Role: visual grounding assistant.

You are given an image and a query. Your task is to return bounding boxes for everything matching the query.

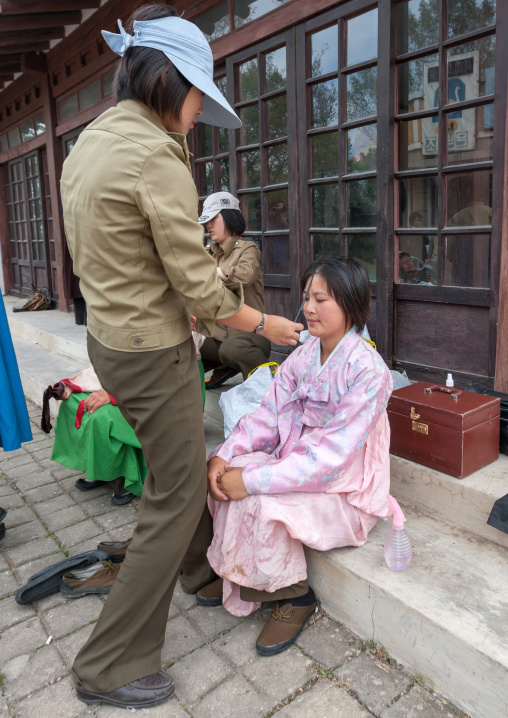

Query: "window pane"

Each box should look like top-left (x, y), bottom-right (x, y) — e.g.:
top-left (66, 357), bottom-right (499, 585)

top-left (346, 179), bottom-right (377, 227)
top-left (265, 190), bottom-right (289, 230)
top-left (34, 112), bottom-right (45, 135)
top-left (347, 234), bottom-right (376, 279)
top-left (447, 37), bottom-right (495, 103)
top-left (234, 0), bottom-right (291, 28)
top-left (239, 105), bottom-right (259, 145)
top-left (265, 190), bottom-right (289, 273)
top-left (266, 95), bottom-right (287, 140)
top-left (267, 143), bottom-right (288, 185)
top-left (79, 80), bottom-right (101, 110)
top-left (311, 133), bottom-right (338, 179)
top-left (397, 53), bottom-right (438, 114)
top-left (310, 25), bottom-right (338, 78)
top-left (346, 8), bottom-right (378, 66)
top-left (193, 1), bottom-right (230, 41)
top-left (398, 176), bottom-right (438, 228)
top-left (219, 158), bottom-right (230, 191)
top-left (197, 123), bottom-right (214, 158)
top-left (346, 67), bottom-right (377, 122)
top-left (197, 161), bottom-right (215, 196)
top-left (347, 124), bottom-right (377, 173)
top-left (445, 234), bottom-right (490, 287)
top-left (312, 233), bottom-right (340, 260)
top-left (265, 47), bottom-right (286, 93)
top-left (238, 58), bottom-right (259, 101)
top-left (311, 79), bottom-right (338, 128)
top-left (448, 0), bottom-right (495, 38)
top-left (398, 245), bottom-right (434, 284)
top-left (59, 94), bottom-right (78, 121)
top-left (397, 0), bottom-right (439, 55)
top-left (218, 127), bottom-right (229, 154)
top-left (7, 127), bottom-right (21, 148)
top-left (446, 171), bottom-right (491, 226)
top-left (312, 184), bottom-right (339, 227)
top-left (399, 232), bottom-right (437, 264)
top-left (398, 115), bottom-right (438, 170)
top-left (102, 70), bottom-right (115, 98)
top-left (242, 193), bottom-right (262, 231)
top-left (239, 150), bottom-right (261, 188)
top-left (0, 134), bottom-right (7, 151)
top-left (446, 104), bottom-right (493, 165)
top-left (20, 119), bottom-right (35, 142)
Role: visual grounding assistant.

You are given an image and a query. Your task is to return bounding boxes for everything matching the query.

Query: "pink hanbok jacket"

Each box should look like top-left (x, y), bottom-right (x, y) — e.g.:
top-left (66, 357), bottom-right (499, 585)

top-left (207, 329), bottom-right (393, 616)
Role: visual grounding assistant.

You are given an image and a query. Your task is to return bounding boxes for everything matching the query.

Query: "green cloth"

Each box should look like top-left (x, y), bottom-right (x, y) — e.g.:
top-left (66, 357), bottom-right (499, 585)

top-left (198, 358), bottom-right (205, 410)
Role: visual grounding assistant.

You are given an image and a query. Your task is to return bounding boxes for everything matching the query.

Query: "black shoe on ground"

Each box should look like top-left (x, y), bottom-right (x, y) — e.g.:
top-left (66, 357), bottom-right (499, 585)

top-left (0, 523), bottom-right (5, 540)
top-left (205, 366), bottom-right (239, 390)
top-left (75, 478), bottom-right (107, 491)
top-left (76, 671), bottom-right (174, 709)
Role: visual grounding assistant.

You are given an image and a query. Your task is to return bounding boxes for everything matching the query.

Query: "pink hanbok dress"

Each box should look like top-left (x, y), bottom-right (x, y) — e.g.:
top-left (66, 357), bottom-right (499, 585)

top-left (207, 329), bottom-right (393, 616)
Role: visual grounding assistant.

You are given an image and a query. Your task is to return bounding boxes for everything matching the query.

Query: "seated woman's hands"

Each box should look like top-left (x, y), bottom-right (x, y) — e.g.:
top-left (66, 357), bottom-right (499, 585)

top-left (84, 390), bottom-right (111, 414)
top-left (207, 457), bottom-right (249, 501)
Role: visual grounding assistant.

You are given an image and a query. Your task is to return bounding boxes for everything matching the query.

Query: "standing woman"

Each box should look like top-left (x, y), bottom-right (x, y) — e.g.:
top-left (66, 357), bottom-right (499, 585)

top-left (60, 4), bottom-right (302, 710)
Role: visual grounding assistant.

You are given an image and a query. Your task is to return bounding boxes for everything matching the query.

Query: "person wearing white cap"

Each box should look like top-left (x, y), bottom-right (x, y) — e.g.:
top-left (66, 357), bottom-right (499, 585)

top-left (60, 4), bottom-right (303, 710)
top-left (198, 192), bottom-right (271, 389)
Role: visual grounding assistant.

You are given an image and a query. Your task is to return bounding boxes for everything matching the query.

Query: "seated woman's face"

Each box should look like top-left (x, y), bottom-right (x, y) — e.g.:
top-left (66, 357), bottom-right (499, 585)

top-left (206, 213), bottom-right (230, 244)
top-left (303, 274), bottom-right (349, 347)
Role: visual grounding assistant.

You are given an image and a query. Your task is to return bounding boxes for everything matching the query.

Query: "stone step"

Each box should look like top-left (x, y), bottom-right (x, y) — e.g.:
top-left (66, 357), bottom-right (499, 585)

top-left (306, 504), bottom-right (508, 718)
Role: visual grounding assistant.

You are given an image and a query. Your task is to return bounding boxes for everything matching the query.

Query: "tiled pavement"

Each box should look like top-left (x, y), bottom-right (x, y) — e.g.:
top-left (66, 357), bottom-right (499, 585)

top-left (0, 401), bottom-right (469, 718)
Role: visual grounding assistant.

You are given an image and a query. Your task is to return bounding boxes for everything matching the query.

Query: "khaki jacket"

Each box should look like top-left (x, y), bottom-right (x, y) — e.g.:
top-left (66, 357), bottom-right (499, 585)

top-left (60, 100), bottom-right (243, 352)
top-left (206, 237), bottom-right (266, 341)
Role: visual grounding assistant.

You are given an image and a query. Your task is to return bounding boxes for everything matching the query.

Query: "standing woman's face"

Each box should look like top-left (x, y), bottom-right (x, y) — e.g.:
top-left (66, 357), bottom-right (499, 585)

top-left (162, 86), bottom-right (203, 135)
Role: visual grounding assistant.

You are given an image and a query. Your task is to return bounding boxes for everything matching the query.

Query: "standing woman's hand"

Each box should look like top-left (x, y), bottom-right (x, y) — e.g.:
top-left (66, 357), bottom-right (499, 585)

top-left (261, 316), bottom-right (303, 346)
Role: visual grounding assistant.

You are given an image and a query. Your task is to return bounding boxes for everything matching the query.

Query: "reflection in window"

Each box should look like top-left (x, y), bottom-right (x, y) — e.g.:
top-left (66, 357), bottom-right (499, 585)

top-left (197, 161), bottom-right (214, 196)
top-left (446, 104), bottom-right (493, 165)
top-left (312, 233), bottom-right (340, 260)
top-left (346, 8), bottom-right (378, 66)
top-left (347, 125), bottom-right (377, 174)
top-left (446, 171), bottom-right (492, 226)
top-left (265, 190), bottom-right (289, 273)
top-left (266, 95), bottom-right (287, 140)
top-left (102, 70), bottom-right (115, 98)
top-left (397, 53), bottom-right (438, 114)
top-left (219, 158), bottom-right (230, 191)
top-left (7, 127), bottom-right (21, 148)
top-left (399, 232), bottom-right (437, 264)
top-left (243, 193), bottom-right (262, 231)
top-left (193, 1), bottom-right (230, 40)
top-left (448, 0), bottom-right (495, 38)
top-left (79, 80), bottom-right (101, 110)
top-left (239, 150), bottom-right (261, 188)
top-left (310, 25), bottom-right (338, 78)
top-left (265, 47), bottom-right (286, 92)
top-left (234, 0), bottom-right (291, 28)
top-left (447, 37), bottom-right (495, 103)
top-left (346, 67), bottom-right (377, 122)
top-left (311, 79), bottom-right (338, 128)
top-left (347, 235), bottom-right (376, 280)
top-left (0, 134), bottom-right (7, 152)
top-left (398, 249), bottom-right (433, 284)
top-left (238, 58), bottom-right (259, 101)
top-left (397, 0), bottom-right (439, 54)
top-left (59, 94), bottom-right (78, 121)
top-left (20, 120), bottom-right (35, 142)
top-left (197, 123), bottom-right (214, 158)
top-left (398, 176), bottom-right (438, 228)
top-left (312, 184), bottom-right (339, 227)
top-left (218, 127), bottom-right (229, 154)
top-left (346, 179), bottom-right (377, 227)
top-left (34, 113), bottom-right (45, 135)
top-left (445, 234), bottom-right (490, 287)
top-left (267, 144), bottom-right (288, 185)
top-left (239, 105), bottom-right (259, 146)
top-left (398, 115), bottom-right (438, 170)
top-left (311, 133), bottom-right (338, 179)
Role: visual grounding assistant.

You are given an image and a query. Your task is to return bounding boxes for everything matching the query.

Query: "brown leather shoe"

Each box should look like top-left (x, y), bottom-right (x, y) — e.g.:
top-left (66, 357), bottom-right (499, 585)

top-left (97, 538), bottom-right (132, 562)
top-left (76, 671), bottom-right (174, 708)
top-left (60, 560), bottom-right (120, 598)
top-left (196, 577), bottom-right (223, 606)
top-left (256, 599), bottom-right (317, 656)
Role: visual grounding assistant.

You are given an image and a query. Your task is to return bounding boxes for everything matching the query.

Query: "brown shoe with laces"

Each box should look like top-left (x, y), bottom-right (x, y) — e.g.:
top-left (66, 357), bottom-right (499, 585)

top-left (60, 560), bottom-right (120, 598)
top-left (196, 577), bottom-right (223, 606)
top-left (97, 538), bottom-right (132, 562)
top-left (256, 596), bottom-right (317, 656)
top-left (76, 670), bottom-right (174, 708)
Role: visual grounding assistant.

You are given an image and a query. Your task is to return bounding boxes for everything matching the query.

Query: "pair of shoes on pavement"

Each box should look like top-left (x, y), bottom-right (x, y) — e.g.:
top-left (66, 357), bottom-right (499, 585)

top-left (75, 476), bottom-right (135, 506)
top-left (60, 538), bottom-right (132, 598)
top-left (205, 365), bottom-right (239, 390)
top-left (76, 671), bottom-right (174, 709)
top-left (0, 507), bottom-right (5, 540)
top-left (196, 578), bottom-right (317, 655)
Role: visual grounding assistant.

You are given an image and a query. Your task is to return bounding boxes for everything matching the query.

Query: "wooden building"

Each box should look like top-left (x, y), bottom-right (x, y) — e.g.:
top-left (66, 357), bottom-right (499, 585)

top-left (1, 0), bottom-right (507, 390)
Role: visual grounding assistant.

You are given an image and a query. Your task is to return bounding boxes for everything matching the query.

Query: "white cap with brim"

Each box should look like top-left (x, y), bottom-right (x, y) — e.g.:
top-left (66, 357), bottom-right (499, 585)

top-left (198, 192), bottom-right (240, 224)
top-left (102, 17), bottom-right (241, 129)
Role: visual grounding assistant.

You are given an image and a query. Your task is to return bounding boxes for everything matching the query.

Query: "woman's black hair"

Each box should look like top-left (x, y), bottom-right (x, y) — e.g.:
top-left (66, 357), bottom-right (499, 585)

top-left (221, 209), bottom-right (246, 237)
top-left (300, 257), bottom-right (370, 334)
top-left (114, 4), bottom-right (192, 125)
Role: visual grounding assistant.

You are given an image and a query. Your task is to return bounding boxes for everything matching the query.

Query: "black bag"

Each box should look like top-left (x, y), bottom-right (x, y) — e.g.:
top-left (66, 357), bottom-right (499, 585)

top-left (487, 494), bottom-right (508, 535)
top-left (467, 384), bottom-right (508, 456)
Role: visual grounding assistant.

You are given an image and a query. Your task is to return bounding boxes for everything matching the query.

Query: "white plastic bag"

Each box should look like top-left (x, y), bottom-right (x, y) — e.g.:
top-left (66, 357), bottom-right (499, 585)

top-left (219, 364), bottom-right (276, 438)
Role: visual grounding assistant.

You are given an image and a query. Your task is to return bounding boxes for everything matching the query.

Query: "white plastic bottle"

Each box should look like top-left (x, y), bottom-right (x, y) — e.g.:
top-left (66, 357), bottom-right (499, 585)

top-left (446, 373), bottom-right (454, 387)
top-left (384, 496), bottom-right (412, 571)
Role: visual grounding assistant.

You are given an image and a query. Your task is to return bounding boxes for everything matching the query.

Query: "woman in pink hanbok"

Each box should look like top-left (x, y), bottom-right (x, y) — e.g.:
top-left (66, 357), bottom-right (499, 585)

top-left (198, 257), bottom-right (393, 656)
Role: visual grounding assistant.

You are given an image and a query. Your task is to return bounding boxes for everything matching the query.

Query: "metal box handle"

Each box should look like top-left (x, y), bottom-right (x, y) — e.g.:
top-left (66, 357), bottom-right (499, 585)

top-left (423, 385), bottom-right (462, 401)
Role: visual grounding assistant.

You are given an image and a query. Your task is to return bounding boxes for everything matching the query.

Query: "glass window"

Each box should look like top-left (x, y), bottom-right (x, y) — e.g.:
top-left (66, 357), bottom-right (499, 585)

top-left (197, 123), bottom-right (214, 158)
top-left (0, 134), bottom-right (7, 152)
top-left (239, 150), bottom-right (261, 188)
top-left (445, 233), bottom-right (490, 287)
top-left (347, 234), bottom-right (377, 280)
top-left (446, 170), bottom-right (492, 226)
top-left (239, 105), bottom-right (259, 145)
top-left (218, 126), bottom-right (229, 154)
top-left (347, 124), bottom-right (377, 174)
top-left (346, 67), bottom-right (377, 122)
top-left (398, 242), bottom-right (435, 284)
top-left (193, 1), bottom-right (230, 41)
top-left (59, 94), bottom-right (78, 121)
top-left (265, 189), bottom-right (289, 274)
top-left (398, 115), bottom-right (438, 170)
top-left (34, 112), bottom-right (45, 135)
top-left (312, 184), bottom-right (339, 227)
top-left (267, 144), bottom-right (288, 185)
top-left (238, 58), bottom-right (259, 101)
top-left (310, 25), bottom-right (338, 78)
top-left (242, 193), bottom-right (262, 231)
top-left (311, 133), bottom-right (338, 179)
top-left (234, 0), bottom-right (291, 28)
top-left (447, 37), bottom-right (495, 103)
top-left (346, 179), bottom-right (377, 227)
top-left (398, 176), bottom-right (438, 228)
top-left (219, 158), bottom-right (230, 191)
top-left (265, 190), bottom-right (289, 231)
top-left (197, 161), bottom-right (215, 196)
top-left (7, 127), bottom-right (21, 148)
top-left (445, 104), bottom-right (493, 165)
top-left (79, 80), bottom-right (101, 110)
top-left (399, 232), bottom-right (437, 264)
top-left (346, 8), bottom-right (378, 66)
top-left (102, 70), bottom-right (115, 98)
top-left (266, 95), bottom-right (287, 140)
top-left (312, 233), bottom-right (340, 260)
top-left (311, 79), bottom-right (338, 128)
top-left (20, 119), bottom-right (35, 142)
top-left (397, 53), bottom-right (439, 114)
top-left (397, 0), bottom-right (439, 54)
top-left (265, 47), bottom-right (286, 93)
top-left (448, 0), bottom-right (495, 38)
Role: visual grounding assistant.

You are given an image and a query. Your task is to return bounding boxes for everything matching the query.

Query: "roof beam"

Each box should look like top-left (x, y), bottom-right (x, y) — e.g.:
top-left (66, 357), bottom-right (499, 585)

top-left (0, 54), bottom-right (22, 70)
top-left (0, 42), bottom-right (49, 54)
top-left (0, 27), bottom-right (65, 47)
top-left (0, 1), bottom-right (100, 15)
top-left (0, 11), bottom-right (81, 31)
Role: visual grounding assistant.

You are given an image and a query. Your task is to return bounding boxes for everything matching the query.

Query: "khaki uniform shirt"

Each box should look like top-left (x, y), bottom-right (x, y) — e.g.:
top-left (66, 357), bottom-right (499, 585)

top-left (60, 100), bottom-right (243, 352)
top-left (206, 237), bottom-right (266, 342)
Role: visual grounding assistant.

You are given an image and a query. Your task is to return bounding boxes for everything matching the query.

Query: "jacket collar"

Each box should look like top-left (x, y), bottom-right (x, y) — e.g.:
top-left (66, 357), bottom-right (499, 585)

top-left (208, 235), bottom-right (240, 258)
top-left (117, 99), bottom-right (191, 162)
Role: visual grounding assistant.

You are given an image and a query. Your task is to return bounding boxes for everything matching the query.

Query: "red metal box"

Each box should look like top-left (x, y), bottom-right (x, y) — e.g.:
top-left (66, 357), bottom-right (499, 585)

top-left (388, 382), bottom-right (500, 478)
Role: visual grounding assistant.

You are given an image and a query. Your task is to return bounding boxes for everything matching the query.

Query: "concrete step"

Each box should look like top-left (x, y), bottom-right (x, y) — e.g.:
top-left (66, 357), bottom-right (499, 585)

top-left (306, 504), bottom-right (508, 718)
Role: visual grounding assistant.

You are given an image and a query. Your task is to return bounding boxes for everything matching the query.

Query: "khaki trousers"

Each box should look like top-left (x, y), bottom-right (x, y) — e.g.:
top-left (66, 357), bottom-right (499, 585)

top-left (200, 332), bottom-right (271, 380)
top-left (72, 334), bottom-right (214, 693)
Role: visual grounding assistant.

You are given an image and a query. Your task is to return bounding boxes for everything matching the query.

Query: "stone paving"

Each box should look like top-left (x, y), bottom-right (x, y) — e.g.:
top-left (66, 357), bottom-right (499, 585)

top-left (0, 400), bottom-right (470, 718)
